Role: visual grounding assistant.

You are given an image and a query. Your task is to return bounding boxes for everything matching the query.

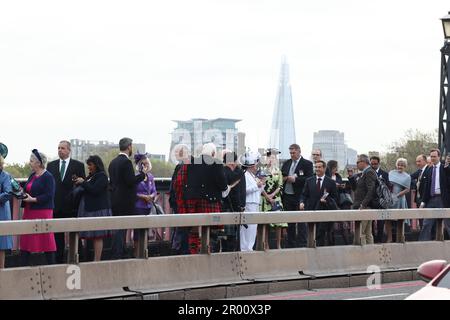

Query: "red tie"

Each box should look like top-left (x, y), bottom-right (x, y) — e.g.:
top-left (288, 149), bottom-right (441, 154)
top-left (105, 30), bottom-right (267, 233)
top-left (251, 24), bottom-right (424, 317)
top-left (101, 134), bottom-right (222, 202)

top-left (317, 177), bottom-right (322, 193)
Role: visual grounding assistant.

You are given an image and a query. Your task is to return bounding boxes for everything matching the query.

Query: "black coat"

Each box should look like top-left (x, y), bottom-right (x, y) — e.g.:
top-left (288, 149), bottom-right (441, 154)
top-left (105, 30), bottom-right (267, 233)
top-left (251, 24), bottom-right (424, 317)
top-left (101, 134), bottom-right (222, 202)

top-left (410, 166), bottom-right (430, 206)
top-left (169, 163), bottom-right (183, 212)
top-left (375, 168), bottom-right (390, 187)
top-left (47, 158), bottom-right (86, 217)
top-left (21, 171), bottom-right (55, 210)
top-left (300, 175), bottom-right (339, 211)
top-left (281, 157), bottom-right (314, 199)
top-left (108, 154), bottom-right (145, 216)
top-left (222, 166), bottom-right (246, 212)
top-left (422, 163), bottom-right (450, 207)
top-left (184, 155), bottom-right (228, 202)
top-left (80, 171), bottom-right (110, 212)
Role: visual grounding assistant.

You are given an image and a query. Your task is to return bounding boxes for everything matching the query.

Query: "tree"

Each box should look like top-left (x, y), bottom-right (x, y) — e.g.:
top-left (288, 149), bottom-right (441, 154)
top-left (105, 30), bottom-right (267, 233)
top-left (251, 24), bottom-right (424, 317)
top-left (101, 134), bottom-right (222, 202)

top-left (3, 163), bottom-right (32, 179)
top-left (381, 129), bottom-right (438, 173)
top-left (150, 159), bottom-right (175, 178)
top-left (91, 150), bottom-right (175, 178)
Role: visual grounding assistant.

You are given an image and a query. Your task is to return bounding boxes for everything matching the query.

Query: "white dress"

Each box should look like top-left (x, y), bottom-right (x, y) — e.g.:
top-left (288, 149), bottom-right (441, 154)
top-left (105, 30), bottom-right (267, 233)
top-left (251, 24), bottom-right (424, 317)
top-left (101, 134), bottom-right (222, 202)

top-left (240, 171), bottom-right (263, 252)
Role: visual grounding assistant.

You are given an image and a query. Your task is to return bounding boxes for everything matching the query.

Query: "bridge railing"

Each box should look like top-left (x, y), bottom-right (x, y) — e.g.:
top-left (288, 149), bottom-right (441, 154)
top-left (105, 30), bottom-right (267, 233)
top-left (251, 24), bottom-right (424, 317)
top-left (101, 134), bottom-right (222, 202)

top-left (1, 208), bottom-right (449, 264)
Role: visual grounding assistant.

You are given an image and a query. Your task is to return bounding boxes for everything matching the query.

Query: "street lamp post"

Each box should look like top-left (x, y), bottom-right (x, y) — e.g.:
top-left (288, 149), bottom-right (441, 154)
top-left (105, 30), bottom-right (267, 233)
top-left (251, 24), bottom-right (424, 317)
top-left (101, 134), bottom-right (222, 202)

top-left (438, 12), bottom-right (450, 156)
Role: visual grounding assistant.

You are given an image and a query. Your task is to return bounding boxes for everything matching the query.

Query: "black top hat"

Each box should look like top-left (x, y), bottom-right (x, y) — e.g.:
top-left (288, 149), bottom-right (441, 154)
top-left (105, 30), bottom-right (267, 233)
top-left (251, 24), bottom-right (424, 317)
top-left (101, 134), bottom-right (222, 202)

top-left (0, 143), bottom-right (7, 159)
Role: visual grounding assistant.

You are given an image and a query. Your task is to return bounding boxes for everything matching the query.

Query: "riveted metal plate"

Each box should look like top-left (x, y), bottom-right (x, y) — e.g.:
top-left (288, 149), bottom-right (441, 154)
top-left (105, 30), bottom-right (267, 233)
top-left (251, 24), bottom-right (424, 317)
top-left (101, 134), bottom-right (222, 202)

top-left (241, 214), bottom-right (247, 225)
top-left (44, 223), bottom-right (51, 232)
top-left (380, 210), bottom-right (392, 220)
top-left (40, 270), bottom-right (53, 297)
top-left (236, 253), bottom-right (249, 279)
top-left (378, 246), bottom-right (392, 264)
top-left (230, 254), bottom-right (241, 277)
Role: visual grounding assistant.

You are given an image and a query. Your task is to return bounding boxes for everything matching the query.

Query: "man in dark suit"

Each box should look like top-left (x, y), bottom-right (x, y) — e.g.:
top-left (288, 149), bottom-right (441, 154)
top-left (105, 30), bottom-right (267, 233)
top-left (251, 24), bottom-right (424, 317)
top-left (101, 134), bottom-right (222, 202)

top-left (108, 137), bottom-right (145, 259)
top-left (281, 144), bottom-right (313, 248)
top-left (418, 149), bottom-right (450, 241)
top-left (311, 149), bottom-right (330, 176)
top-left (411, 155), bottom-right (430, 207)
top-left (370, 156), bottom-right (390, 243)
top-left (299, 160), bottom-right (338, 246)
top-left (47, 140), bottom-right (86, 263)
top-left (350, 154), bottom-right (377, 245)
top-left (410, 154), bottom-right (429, 230)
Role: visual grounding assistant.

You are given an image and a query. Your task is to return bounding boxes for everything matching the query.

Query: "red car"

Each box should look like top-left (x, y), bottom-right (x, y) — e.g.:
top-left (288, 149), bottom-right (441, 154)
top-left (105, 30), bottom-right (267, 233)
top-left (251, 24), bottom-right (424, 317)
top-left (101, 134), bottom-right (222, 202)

top-left (406, 260), bottom-right (450, 300)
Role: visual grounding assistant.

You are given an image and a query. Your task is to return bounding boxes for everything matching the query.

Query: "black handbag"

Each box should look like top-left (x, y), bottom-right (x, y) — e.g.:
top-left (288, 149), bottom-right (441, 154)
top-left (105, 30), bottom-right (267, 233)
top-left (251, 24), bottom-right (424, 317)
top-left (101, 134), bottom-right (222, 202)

top-left (70, 185), bottom-right (85, 209)
top-left (269, 201), bottom-right (283, 212)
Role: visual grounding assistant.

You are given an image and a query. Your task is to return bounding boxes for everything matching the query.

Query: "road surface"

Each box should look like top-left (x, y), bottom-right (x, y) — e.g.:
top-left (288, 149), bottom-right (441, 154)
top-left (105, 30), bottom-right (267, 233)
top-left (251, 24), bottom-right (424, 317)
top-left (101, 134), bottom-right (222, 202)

top-left (227, 280), bottom-right (426, 300)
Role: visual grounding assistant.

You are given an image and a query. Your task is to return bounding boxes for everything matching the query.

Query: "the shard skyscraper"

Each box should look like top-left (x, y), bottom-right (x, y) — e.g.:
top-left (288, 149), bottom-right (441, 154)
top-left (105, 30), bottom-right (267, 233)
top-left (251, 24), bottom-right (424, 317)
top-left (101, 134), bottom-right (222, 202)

top-left (269, 57), bottom-right (296, 161)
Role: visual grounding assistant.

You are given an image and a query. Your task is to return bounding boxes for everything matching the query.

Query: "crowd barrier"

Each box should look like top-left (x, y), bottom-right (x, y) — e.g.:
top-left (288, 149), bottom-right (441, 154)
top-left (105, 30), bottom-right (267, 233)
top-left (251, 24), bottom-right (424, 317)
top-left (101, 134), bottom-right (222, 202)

top-left (1, 209), bottom-right (450, 299)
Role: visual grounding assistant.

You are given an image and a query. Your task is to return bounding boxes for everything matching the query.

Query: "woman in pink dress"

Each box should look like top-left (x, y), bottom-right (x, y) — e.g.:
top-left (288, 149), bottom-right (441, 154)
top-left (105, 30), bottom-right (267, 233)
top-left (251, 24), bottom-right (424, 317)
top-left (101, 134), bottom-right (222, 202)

top-left (20, 149), bottom-right (56, 266)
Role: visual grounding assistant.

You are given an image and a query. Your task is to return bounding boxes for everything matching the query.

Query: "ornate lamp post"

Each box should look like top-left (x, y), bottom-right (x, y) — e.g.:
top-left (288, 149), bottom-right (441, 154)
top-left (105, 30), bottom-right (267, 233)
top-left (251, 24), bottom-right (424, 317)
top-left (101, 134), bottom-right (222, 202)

top-left (438, 12), bottom-right (450, 156)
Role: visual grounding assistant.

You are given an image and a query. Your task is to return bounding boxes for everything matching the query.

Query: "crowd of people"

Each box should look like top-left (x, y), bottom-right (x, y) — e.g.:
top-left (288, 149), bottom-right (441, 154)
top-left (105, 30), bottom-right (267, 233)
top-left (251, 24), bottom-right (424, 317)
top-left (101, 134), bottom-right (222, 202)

top-left (168, 144), bottom-right (450, 253)
top-left (1, 138), bottom-right (450, 268)
top-left (0, 138), bottom-right (158, 267)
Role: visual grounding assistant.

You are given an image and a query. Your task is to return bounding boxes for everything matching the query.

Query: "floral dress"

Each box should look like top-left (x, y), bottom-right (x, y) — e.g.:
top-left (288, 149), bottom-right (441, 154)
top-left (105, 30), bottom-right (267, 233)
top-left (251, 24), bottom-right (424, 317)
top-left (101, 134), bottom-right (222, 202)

top-left (260, 168), bottom-right (287, 228)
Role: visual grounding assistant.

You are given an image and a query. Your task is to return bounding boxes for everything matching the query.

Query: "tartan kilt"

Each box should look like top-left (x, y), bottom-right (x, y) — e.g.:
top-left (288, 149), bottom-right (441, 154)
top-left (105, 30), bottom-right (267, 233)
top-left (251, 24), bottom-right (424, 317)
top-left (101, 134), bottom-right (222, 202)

top-left (179, 199), bottom-right (222, 214)
top-left (178, 199), bottom-right (224, 254)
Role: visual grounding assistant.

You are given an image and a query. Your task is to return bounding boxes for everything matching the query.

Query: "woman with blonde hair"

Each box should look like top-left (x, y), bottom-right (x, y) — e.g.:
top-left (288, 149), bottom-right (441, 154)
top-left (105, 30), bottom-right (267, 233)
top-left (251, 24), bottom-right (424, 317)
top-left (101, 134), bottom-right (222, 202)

top-left (20, 149), bottom-right (56, 265)
top-left (260, 149), bottom-right (286, 249)
top-left (387, 158), bottom-right (411, 242)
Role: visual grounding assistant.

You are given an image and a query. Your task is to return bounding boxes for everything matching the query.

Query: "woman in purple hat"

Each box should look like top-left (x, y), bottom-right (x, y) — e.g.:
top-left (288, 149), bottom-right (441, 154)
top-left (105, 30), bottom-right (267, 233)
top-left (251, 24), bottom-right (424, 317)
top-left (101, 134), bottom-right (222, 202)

top-left (133, 153), bottom-right (157, 257)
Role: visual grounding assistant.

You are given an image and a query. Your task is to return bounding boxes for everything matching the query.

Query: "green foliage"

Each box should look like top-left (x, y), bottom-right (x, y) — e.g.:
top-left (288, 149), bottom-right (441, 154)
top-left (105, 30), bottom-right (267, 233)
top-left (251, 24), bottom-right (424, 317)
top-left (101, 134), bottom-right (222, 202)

top-left (150, 159), bottom-right (175, 178)
top-left (87, 149), bottom-right (175, 178)
top-left (381, 129), bottom-right (438, 173)
top-left (3, 163), bottom-right (32, 179)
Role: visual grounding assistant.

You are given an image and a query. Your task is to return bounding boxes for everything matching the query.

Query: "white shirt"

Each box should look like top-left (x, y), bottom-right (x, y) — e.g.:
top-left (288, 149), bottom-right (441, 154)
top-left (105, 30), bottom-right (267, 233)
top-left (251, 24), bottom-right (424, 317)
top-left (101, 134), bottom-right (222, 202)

top-left (433, 162), bottom-right (441, 195)
top-left (316, 175), bottom-right (325, 190)
top-left (59, 157), bottom-right (71, 180)
top-left (284, 157), bottom-right (301, 195)
top-left (245, 171), bottom-right (263, 204)
top-left (119, 152), bottom-right (129, 158)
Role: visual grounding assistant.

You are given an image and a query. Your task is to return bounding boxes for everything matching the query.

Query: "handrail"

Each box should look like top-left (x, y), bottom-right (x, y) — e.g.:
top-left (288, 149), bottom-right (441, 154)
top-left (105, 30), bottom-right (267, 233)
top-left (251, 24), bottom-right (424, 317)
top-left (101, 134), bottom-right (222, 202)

top-left (2, 208), bottom-right (449, 261)
top-left (1, 208), bottom-right (449, 236)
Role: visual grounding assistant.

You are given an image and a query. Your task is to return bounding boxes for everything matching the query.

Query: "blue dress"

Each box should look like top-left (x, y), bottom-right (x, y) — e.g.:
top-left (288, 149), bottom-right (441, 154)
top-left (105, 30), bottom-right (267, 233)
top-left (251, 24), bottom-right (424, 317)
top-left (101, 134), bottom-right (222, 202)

top-left (0, 170), bottom-right (13, 250)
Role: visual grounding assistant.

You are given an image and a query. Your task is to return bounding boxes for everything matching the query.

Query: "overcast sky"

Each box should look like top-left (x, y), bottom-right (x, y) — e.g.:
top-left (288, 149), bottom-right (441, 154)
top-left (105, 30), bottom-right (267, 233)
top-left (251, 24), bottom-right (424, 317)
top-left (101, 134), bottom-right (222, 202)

top-left (0, 0), bottom-right (448, 164)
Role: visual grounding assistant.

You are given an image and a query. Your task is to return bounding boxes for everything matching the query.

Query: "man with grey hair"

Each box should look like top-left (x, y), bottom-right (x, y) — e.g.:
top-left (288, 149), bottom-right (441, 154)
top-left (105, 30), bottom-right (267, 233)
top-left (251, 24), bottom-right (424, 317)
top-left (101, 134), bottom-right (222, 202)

top-left (47, 140), bottom-right (86, 264)
top-left (182, 143), bottom-right (230, 254)
top-left (349, 154), bottom-right (377, 245)
top-left (108, 137), bottom-right (146, 259)
top-left (281, 144), bottom-right (313, 248)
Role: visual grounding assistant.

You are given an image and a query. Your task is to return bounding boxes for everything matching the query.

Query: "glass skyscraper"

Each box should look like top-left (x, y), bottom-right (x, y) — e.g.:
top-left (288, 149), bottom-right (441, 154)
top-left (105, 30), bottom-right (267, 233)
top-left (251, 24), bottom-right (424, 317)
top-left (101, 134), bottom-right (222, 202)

top-left (269, 57), bottom-right (296, 161)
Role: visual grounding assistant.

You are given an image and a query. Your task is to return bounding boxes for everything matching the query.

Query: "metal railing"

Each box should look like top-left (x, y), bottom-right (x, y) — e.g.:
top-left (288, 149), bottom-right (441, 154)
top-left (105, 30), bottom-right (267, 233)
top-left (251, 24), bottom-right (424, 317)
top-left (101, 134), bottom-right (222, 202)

top-left (1, 208), bottom-right (450, 264)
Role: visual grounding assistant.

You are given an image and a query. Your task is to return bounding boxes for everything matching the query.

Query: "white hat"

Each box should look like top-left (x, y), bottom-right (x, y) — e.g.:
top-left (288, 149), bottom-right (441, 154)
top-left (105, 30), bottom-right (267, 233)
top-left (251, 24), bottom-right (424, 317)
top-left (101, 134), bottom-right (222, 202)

top-left (238, 151), bottom-right (261, 167)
